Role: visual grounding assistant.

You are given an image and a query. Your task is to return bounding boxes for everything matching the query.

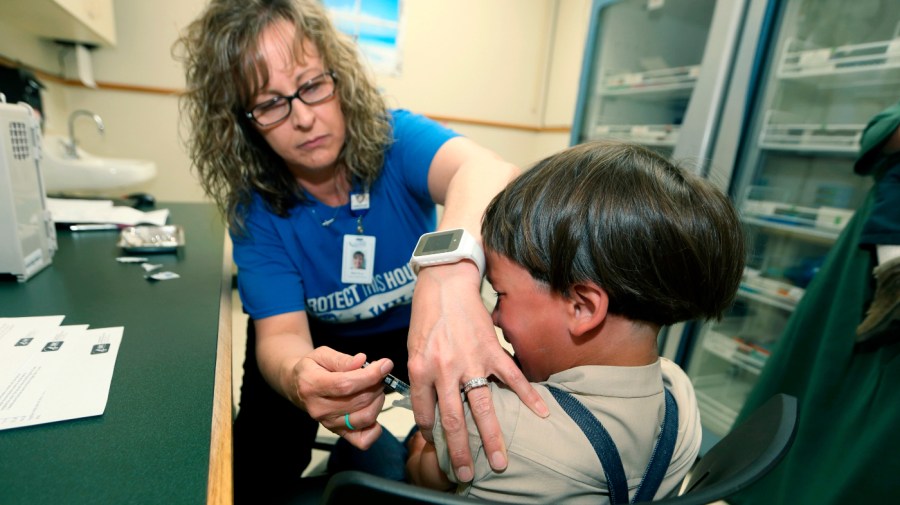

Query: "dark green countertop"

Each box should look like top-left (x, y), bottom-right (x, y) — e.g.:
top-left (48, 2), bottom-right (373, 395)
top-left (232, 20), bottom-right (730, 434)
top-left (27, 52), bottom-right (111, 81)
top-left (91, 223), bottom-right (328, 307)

top-left (0, 202), bottom-right (231, 505)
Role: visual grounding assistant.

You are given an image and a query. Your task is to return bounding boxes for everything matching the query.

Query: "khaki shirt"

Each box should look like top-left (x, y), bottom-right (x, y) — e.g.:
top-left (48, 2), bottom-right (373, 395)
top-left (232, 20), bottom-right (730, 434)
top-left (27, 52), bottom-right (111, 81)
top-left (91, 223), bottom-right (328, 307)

top-left (433, 358), bottom-right (701, 504)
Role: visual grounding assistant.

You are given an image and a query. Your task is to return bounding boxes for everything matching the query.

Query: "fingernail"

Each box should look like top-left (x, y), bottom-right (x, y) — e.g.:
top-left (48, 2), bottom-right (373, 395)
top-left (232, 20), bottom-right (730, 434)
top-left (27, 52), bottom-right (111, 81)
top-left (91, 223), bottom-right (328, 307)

top-left (380, 359), bottom-right (392, 374)
top-left (456, 465), bottom-right (474, 482)
top-left (490, 451), bottom-right (507, 470)
top-left (538, 404), bottom-right (550, 418)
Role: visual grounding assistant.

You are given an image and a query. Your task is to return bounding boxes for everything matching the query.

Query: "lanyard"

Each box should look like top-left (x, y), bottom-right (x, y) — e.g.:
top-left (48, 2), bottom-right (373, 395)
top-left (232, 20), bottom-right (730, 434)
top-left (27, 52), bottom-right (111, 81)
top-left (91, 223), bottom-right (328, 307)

top-left (547, 386), bottom-right (678, 504)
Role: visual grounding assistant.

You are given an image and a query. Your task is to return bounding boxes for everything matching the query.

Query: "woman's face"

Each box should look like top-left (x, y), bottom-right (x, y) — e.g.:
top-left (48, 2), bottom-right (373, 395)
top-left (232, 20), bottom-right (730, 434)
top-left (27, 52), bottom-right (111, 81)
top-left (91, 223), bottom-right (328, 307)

top-left (251, 20), bottom-right (346, 181)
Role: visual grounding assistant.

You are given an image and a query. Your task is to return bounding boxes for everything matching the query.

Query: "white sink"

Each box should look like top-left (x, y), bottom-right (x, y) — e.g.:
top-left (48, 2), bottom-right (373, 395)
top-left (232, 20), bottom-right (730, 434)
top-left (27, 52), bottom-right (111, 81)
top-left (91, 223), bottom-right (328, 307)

top-left (40, 134), bottom-right (157, 192)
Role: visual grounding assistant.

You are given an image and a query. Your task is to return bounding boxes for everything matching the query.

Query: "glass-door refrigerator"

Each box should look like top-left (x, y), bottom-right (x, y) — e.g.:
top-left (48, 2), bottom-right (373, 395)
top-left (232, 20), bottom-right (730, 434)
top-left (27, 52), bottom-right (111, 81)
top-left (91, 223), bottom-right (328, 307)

top-left (570, 0), bottom-right (751, 167)
top-left (671, 0), bottom-right (900, 452)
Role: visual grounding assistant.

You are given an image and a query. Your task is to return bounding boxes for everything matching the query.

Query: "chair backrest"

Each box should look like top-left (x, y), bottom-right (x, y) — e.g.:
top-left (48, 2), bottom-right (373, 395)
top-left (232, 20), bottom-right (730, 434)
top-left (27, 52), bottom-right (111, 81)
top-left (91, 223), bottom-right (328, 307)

top-left (649, 393), bottom-right (798, 505)
top-left (321, 393), bottom-right (798, 505)
top-left (321, 470), bottom-right (502, 504)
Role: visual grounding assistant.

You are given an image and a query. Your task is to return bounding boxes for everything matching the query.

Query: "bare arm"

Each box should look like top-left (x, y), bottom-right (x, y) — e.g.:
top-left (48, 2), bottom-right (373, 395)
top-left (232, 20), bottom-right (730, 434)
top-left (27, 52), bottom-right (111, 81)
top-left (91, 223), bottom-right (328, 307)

top-left (406, 430), bottom-right (453, 490)
top-left (408, 137), bottom-right (549, 482)
top-left (254, 311), bottom-right (393, 448)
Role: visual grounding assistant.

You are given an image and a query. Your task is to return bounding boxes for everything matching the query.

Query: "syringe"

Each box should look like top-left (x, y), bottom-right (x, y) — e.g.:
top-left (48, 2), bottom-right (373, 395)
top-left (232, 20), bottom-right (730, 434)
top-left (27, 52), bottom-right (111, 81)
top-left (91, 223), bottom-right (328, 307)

top-left (363, 361), bottom-right (411, 397)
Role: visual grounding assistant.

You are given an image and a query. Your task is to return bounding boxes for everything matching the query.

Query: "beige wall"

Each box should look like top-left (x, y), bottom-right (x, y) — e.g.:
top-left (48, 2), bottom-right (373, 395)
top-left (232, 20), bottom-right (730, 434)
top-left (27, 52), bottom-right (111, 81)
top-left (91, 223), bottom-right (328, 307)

top-left (0, 0), bottom-right (590, 202)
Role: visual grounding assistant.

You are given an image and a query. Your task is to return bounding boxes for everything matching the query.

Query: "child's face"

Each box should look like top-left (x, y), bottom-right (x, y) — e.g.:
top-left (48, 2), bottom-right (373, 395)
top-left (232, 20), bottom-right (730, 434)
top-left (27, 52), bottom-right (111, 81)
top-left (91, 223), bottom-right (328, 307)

top-left (486, 251), bottom-right (571, 382)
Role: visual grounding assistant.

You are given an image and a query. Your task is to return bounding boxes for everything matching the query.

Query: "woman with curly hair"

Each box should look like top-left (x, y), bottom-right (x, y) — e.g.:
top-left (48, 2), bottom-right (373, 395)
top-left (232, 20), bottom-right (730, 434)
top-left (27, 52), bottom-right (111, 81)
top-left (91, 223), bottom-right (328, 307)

top-left (176, 0), bottom-right (547, 502)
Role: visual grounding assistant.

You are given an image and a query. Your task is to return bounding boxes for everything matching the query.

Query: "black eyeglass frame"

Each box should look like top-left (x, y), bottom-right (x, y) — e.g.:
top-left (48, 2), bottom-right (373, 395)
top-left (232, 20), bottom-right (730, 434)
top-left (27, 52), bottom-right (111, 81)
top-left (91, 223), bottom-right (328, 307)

top-left (245, 70), bottom-right (337, 126)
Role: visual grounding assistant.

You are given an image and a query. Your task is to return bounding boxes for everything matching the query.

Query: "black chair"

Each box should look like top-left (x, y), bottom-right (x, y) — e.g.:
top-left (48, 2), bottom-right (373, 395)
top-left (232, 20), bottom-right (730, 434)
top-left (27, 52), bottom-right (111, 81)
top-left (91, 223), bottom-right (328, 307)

top-left (320, 393), bottom-right (798, 504)
top-left (651, 392), bottom-right (797, 504)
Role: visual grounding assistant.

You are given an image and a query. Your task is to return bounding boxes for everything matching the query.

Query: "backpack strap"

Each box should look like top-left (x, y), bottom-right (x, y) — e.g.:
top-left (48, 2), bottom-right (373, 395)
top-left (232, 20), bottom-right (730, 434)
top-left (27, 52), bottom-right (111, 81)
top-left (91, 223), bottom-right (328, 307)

top-left (547, 386), bottom-right (678, 504)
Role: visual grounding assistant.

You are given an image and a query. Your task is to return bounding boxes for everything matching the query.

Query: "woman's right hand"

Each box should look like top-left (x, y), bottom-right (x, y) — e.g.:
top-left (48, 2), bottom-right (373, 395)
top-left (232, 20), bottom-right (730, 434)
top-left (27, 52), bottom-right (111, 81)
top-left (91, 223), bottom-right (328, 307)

top-left (255, 312), bottom-right (394, 449)
top-left (290, 348), bottom-right (395, 449)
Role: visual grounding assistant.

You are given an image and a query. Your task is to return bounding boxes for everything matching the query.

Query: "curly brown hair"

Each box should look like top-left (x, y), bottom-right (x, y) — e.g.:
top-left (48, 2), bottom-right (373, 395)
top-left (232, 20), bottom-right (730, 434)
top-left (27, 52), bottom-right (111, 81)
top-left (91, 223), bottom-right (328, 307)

top-left (174, 0), bottom-right (392, 234)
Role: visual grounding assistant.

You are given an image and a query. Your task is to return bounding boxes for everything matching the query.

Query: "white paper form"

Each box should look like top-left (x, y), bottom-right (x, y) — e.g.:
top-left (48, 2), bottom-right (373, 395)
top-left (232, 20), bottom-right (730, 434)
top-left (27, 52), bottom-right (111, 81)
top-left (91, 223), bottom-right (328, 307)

top-left (0, 316), bottom-right (70, 380)
top-left (0, 324), bottom-right (123, 430)
top-left (0, 324), bottom-right (91, 425)
top-left (46, 198), bottom-right (169, 226)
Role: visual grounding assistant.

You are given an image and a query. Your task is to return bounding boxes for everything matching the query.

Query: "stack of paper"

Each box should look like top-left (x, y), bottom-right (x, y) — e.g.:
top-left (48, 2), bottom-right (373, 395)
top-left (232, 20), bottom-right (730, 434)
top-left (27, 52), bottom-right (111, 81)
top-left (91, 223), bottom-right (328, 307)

top-left (46, 198), bottom-right (169, 226)
top-left (0, 316), bottom-right (122, 430)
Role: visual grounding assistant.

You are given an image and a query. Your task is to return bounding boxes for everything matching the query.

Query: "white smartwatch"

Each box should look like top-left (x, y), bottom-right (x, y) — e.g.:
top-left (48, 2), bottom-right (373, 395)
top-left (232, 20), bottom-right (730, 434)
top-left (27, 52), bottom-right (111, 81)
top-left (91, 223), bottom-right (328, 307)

top-left (409, 228), bottom-right (485, 277)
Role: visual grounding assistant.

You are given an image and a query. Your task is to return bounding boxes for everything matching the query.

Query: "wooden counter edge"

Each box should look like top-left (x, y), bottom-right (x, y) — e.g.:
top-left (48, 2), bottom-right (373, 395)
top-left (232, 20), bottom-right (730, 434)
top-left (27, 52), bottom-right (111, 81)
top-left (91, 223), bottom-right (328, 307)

top-left (208, 234), bottom-right (234, 504)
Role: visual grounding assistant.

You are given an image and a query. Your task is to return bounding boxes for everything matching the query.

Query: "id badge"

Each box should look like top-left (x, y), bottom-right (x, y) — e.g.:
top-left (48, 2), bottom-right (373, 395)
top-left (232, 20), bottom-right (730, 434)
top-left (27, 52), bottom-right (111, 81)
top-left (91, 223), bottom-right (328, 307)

top-left (350, 191), bottom-right (370, 212)
top-left (342, 234), bottom-right (376, 284)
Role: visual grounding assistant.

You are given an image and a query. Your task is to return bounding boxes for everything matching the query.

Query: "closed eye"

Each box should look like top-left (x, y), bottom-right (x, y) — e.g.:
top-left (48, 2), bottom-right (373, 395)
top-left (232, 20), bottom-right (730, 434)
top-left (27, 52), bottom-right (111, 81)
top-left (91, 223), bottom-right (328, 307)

top-left (254, 96), bottom-right (286, 112)
top-left (301, 81), bottom-right (323, 93)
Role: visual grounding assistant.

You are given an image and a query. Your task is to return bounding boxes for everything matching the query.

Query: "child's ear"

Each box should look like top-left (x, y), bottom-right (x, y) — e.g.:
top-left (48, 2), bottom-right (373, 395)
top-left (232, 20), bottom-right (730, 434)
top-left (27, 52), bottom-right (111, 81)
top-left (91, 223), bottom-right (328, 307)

top-left (568, 282), bottom-right (608, 337)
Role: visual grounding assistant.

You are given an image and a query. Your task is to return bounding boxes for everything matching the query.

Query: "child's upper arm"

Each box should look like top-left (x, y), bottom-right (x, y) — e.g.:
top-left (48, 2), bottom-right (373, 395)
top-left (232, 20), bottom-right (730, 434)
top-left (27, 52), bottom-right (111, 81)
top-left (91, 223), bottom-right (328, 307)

top-left (406, 431), bottom-right (453, 490)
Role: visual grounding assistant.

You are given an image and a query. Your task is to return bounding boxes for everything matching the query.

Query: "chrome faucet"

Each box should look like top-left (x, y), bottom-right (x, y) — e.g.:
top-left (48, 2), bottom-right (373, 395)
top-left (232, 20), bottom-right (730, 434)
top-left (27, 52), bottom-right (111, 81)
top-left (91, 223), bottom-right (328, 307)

top-left (66, 109), bottom-right (105, 158)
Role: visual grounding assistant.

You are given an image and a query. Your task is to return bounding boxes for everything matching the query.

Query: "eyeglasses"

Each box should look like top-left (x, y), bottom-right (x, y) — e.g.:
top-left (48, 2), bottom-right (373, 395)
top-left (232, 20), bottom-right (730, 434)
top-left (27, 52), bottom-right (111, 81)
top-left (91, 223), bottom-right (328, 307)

top-left (245, 71), bottom-right (337, 126)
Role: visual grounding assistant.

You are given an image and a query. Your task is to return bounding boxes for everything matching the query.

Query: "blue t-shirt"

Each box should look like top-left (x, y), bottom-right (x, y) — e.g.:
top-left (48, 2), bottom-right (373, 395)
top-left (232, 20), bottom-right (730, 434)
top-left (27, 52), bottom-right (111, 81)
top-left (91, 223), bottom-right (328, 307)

top-left (232, 109), bottom-right (460, 337)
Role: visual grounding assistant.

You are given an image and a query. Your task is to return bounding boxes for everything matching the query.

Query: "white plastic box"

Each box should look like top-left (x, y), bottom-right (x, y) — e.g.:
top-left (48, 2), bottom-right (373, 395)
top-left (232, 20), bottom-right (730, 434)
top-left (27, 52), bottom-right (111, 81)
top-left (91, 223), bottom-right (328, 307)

top-left (0, 99), bottom-right (56, 282)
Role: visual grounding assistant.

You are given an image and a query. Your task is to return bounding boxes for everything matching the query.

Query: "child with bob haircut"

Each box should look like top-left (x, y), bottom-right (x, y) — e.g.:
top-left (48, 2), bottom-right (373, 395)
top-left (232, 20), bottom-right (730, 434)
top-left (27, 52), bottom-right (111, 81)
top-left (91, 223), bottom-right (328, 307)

top-left (406, 140), bottom-right (746, 504)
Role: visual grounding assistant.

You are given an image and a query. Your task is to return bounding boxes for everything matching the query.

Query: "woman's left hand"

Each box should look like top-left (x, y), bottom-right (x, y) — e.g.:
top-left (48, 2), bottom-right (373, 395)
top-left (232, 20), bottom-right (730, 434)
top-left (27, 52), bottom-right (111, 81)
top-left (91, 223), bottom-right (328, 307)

top-left (412, 137), bottom-right (547, 481)
top-left (407, 261), bottom-right (547, 482)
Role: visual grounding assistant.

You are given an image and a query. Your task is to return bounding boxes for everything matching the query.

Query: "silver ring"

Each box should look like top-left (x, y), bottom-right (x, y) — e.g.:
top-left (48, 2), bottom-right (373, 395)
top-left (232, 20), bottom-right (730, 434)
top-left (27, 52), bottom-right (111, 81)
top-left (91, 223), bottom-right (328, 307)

top-left (462, 377), bottom-right (490, 394)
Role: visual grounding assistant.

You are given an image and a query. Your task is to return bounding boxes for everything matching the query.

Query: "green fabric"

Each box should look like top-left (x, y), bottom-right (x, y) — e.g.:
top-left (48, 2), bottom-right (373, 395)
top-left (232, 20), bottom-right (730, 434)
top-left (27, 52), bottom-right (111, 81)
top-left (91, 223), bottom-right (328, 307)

top-left (729, 106), bottom-right (900, 504)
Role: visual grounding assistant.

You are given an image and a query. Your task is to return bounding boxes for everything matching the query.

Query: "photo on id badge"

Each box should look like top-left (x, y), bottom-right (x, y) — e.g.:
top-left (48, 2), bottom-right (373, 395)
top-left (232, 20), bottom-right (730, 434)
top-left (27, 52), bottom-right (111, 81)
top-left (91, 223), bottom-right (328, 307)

top-left (342, 234), bottom-right (375, 284)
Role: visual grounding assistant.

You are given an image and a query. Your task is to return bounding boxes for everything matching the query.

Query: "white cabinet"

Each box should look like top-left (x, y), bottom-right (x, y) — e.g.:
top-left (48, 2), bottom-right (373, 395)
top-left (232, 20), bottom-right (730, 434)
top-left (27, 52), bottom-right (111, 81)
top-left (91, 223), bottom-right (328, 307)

top-left (4, 0), bottom-right (116, 47)
top-left (680, 0), bottom-right (899, 446)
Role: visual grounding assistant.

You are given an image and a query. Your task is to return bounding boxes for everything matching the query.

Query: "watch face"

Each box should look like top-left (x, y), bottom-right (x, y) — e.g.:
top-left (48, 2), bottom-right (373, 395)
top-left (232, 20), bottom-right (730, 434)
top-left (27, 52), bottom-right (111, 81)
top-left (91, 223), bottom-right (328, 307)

top-left (422, 232), bottom-right (454, 253)
top-left (414, 229), bottom-right (463, 256)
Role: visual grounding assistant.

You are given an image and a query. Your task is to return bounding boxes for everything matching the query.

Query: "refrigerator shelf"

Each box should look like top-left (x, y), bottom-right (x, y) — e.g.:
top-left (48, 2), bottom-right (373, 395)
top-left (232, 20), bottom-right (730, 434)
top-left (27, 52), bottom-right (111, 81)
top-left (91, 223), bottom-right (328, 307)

top-left (759, 125), bottom-right (863, 154)
top-left (759, 142), bottom-right (859, 154)
top-left (696, 396), bottom-right (734, 436)
top-left (693, 374), bottom-right (755, 435)
top-left (598, 81), bottom-right (695, 98)
top-left (700, 330), bottom-right (769, 375)
top-left (741, 272), bottom-right (804, 305)
top-left (777, 37), bottom-right (900, 82)
top-left (592, 124), bottom-right (680, 146)
top-left (742, 215), bottom-right (843, 242)
top-left (742, 200), bottom-right (853, 231)
top-left (758, 109), bottom-right (864, 153)
top-left (737, 284), bottom-right (798, 312)
top-left (601, 64), bottom-right (701, 91)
